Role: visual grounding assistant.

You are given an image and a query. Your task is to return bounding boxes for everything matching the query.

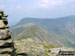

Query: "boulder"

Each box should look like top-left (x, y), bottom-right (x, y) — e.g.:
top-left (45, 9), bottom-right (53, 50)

top-left (0, 54), bottom-right (11, 56)
top-left (0, 48), bottom-right (14, 54)
top-left (0, 10), bottom-right (16, 56)
top-left (0, 29), bottom-right (11, 40)
top-left (0, 20), bottom-right (5, 28)
top-left (0, 13), bottom-right (2, 16)
top-left (3, 14), bottom-right (8, 17)
top-left (0, 39), bottom-right (13, 47)
top-left (0, 10), bottom-right (3, 13)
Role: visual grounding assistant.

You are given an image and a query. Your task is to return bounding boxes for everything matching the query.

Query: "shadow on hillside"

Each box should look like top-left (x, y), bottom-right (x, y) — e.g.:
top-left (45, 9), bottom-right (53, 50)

top-left (17, 53), bottom-right (28, 56)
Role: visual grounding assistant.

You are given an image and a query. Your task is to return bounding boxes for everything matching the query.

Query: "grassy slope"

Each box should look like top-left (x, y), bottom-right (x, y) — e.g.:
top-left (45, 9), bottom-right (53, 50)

top-left (12, 23), bottom-right (62, 47)
top-left (12, 16), bottom-right (75, 48)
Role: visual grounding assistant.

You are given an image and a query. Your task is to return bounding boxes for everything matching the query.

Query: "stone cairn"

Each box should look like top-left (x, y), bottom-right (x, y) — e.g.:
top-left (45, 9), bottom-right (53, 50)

top-left (0, 10), bottom-right (16, 56)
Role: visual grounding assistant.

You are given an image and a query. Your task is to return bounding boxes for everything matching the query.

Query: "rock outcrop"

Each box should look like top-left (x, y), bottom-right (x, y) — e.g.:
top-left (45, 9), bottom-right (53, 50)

top-left (0, 10), bottom-right (16, 56)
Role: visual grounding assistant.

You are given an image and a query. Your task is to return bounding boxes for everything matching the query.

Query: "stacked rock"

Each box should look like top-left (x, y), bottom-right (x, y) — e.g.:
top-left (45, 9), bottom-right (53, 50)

top-left (0, 10), bottom-right (16, 56)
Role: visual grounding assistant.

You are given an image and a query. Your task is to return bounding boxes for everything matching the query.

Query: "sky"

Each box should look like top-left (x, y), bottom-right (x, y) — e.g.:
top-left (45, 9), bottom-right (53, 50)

top-left (0, 0), bottom-right (75, 26)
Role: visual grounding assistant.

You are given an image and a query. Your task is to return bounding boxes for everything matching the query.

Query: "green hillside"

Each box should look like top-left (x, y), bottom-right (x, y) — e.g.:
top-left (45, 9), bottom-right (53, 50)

top-left (11, 23), bottom-right (62, 47)
top-left (12, 15), bottom-right (75, 48)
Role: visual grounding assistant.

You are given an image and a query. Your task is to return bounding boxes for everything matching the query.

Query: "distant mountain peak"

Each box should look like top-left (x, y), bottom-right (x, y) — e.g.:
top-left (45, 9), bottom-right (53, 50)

top-left (12, 15), bottom-right (75, 48)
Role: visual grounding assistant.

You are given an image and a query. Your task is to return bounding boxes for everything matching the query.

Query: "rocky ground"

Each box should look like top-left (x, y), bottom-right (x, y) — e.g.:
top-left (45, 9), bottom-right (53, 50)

top-left (14, 38), bottom-right (56, 56)
top-left (14, 38), bottom-right (75, 56)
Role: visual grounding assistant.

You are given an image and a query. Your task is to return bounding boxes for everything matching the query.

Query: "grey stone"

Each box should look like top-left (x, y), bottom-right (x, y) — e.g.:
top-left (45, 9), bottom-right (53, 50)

top-left (0, 10), bottom-right (3, 13)
top-left (0, 20), bottom-right (5, 28)
top-left (3, 14), bottom-right (8, 17)
top-left (0, 39), bottom-right (13, 46)
top-left (0, 10), bottom-right (16, 56)
top-left (0, 48), bottom-right (14, 54)
top-left (0, 54), bottom-right (11, 56)
top-left (0, 13), bottom-right (2, 16)
top-left (0, 29), bottom-right (11, 40)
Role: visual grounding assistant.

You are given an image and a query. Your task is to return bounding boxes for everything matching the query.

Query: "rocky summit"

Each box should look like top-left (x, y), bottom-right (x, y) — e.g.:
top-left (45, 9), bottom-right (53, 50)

top-left (0, 10), bottom-right (16, 56)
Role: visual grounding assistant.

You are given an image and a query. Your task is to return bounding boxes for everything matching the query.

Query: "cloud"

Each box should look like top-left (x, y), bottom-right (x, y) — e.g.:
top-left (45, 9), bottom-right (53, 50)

top-left (0, 0), bottom-right (75, 11)
top-left (8, 5), bottom-right (23, 11)
top-left (33, 0), bottom-right (75, 9)
top-left (40, 0), bottom-right (49, 8)
top-left (0, 5), bottom-right (5, 9)
top-left (35, 0), bottom-right (63, 8)
top-left (4, 0), bottom-right (17, 2)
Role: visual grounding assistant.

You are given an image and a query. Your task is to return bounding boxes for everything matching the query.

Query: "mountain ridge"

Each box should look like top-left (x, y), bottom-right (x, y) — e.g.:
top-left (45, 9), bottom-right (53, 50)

top-left (12, 23), bottom-right (63, 47)
top-left (12, 15), bottom-right (75, 48)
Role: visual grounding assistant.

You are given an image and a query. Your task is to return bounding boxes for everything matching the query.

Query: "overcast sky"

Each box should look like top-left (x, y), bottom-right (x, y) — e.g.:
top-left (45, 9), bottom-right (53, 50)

top-left (0, 0), bottom-right (75, 26)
